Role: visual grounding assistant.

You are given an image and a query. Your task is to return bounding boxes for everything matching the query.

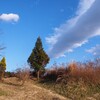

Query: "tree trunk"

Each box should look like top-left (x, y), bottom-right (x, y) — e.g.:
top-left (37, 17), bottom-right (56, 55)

top-left (37, 70), bottom-right (40, 81)
top-left (0, 72), bottom-right (2, 81)
top-left (0, 71), bottom-right (4, 81)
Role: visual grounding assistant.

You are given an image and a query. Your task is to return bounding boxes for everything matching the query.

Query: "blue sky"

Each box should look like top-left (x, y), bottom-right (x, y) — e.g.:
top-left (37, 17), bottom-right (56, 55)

top-left (0, 0), bottom-right (100, 71)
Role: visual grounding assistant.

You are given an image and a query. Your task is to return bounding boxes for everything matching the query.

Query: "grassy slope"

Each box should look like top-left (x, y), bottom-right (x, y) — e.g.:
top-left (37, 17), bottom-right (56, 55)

top-left (0, 77), bottom-right (68, 100)
top-left (37, 81), bottom-right (100, 100)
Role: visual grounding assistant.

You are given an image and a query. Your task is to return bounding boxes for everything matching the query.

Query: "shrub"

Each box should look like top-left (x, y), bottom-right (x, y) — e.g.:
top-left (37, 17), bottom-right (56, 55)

top-left (43, 69), bottom-right (57, 82)
top-left (39, 59), bottom-right (100, 99)
top-left (42, 59), bottom-right (100, 85)
top-left (42, 65), bottom-right (67, 82)
top-left (0, 57), bottom-right (6, 80)
top-left (15, 67), bottom-right (30, 85)
top-left (5, 71), bottom-right (15, 78)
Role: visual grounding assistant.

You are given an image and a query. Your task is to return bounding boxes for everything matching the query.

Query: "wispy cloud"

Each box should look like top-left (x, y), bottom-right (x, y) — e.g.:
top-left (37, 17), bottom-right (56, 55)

top-left (76, 0), bottom-right (95, 16)
top-left (86, 45), bottom-right (100, 57)
top-left (0, 13), bottom-right (19, 22)
top-left (46, 0), bottom-right (100, 58)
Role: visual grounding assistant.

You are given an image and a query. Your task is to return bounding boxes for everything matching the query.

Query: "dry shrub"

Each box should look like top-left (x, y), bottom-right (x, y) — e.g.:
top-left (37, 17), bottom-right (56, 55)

top-left (5, 71), bottom-right (15, 78)
top-left (39, 59), bottom-right (100, 99)
top-left (43, 68), bottom-right (58, 82)
top-left (43, 59), bottom-right (100, 85)
top-left (57, 67), bottom-right (67, 76)
top-left (67, 59), bottom-right (100, 85)
top-left (15, 67), bottom-right (30, 85)
top-left (43, 63), bottom-right (68, 82)
top-left (68, 62), bottom-right (78, 73)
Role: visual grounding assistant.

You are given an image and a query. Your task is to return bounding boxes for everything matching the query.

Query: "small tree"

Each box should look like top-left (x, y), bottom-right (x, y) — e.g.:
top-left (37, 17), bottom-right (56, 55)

top-left (0, 57), bottom-right (6, 80)
top-left (27, 37), bottom-right (50, 80)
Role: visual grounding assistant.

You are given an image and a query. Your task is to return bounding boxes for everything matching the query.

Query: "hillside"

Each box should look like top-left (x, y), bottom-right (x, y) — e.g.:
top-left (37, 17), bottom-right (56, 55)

top-left (0, 77), bottom-right (68, 100)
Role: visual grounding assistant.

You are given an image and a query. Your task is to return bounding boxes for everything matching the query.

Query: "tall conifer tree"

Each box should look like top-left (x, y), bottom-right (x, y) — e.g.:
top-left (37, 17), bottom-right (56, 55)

top-left (27, 37), bottom-right (49, 80)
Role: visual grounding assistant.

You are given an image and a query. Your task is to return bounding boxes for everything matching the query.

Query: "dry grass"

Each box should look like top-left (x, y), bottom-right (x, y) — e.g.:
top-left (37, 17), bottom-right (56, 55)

top-left (67, 60), bottom-right (100, 85)
top-left (0, 77), bottom-right (68, 100)
top-left (43, 59), bottom-right (100, 85)
top-left (15, 67), bottom-right (30, 85)
top-left (0, 59), bottom-right (99, 100)
top-left (39, 78), bottom-right (100, 100)
top-left (40, 59), bottom-right (100, 99)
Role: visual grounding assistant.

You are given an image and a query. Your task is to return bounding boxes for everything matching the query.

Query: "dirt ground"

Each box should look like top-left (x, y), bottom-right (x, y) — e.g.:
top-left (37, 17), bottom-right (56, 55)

top-left (0, 77), bottom-right (69, 100)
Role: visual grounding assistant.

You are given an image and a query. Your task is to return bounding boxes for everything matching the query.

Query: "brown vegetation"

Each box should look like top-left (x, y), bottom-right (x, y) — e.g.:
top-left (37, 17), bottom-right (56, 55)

top-left (15, 67), bottom-right (30, 85)
top-left (0, 77), bottom-right (67, 100)
top-left (43, 58), bottom-right (100, 85)
top-left (40, 58), bottom-right (100, 99)
top-left (0, 58), bottom-right (99, 99)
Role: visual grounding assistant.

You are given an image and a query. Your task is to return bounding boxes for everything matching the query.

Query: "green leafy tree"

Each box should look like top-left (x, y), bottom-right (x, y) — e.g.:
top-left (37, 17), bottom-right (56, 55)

top-left (27, 37), bottom-right (50, 80)
top-left (0, 57), bottom-right (6, 80)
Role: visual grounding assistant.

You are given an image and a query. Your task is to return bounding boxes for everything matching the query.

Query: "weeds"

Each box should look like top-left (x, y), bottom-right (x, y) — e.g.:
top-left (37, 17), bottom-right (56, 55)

top-left (15, 67), bottom-right (30, 85)
top-left (39, 58), bottom-right (100, 99)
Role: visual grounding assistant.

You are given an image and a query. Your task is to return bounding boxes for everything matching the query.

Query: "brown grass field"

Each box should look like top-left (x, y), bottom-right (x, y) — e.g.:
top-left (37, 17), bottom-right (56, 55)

top-left (0, 77), bottom-right (68, 100)
top-left (0, 59), bottom-right (100, 100)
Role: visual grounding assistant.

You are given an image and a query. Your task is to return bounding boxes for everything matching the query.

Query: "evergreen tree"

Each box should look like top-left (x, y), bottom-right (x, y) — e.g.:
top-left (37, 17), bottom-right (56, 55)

top-left (27, 37), bottom-right (50, 80)
top-left (0, 57), bottom-right (6, 80)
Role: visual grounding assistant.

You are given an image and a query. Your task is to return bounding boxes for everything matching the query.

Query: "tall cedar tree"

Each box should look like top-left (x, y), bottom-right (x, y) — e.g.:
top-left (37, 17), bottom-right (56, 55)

top-left (0, 57), bottom-right (6, 80)
top-left (27, 37), bottom-right (49, 80)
